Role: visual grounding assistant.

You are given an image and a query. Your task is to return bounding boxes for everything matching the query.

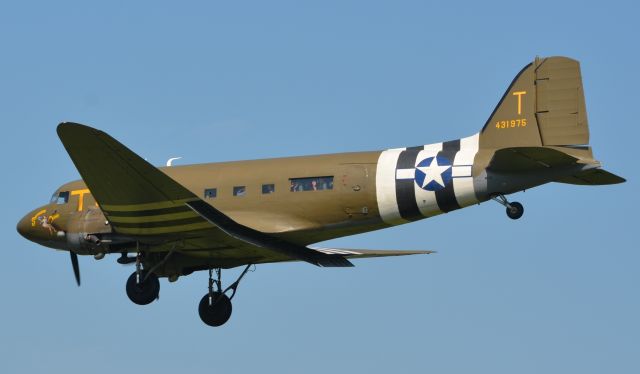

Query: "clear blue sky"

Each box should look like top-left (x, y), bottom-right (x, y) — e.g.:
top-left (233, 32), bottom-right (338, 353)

top-left (1, 1), bottom-right (637, 373)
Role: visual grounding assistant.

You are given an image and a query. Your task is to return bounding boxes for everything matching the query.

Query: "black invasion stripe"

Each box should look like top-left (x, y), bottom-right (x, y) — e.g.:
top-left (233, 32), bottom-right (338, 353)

top-left (104, 205), bottom-right (192, 217)
top-left (435, 139), bottom-right (461, 212)
top-left (395, 149), bottom-right (422, 221)
top-left (113, 216), bottom-right (204, 229)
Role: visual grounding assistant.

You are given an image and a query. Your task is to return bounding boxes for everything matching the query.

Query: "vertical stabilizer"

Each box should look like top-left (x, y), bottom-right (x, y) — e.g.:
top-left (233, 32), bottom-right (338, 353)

top-left (479, 57), bottom-right (590, 149)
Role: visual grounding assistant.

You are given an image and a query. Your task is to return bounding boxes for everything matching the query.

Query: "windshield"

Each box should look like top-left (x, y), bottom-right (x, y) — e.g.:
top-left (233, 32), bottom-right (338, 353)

top-left (49, 191), bottom-right (69, 204)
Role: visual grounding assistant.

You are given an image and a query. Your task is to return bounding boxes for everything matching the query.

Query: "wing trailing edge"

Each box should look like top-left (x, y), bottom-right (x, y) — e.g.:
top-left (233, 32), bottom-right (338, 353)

top-left (186, 200), bottom-right (354, 267)
top-left (311, 247), bottom-right (434, 259)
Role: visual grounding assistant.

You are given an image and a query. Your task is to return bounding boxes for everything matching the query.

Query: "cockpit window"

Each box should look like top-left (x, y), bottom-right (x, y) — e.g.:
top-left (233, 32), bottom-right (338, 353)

top-left (50, 191), bottom-right (70, 204)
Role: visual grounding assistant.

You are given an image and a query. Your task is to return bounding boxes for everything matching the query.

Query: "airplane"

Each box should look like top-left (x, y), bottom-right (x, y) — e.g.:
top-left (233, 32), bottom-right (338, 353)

top-left (17, 56), bottom-right (625, 327)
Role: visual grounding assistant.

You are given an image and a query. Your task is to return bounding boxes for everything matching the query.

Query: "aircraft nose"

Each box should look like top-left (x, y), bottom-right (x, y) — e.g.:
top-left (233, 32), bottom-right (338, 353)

top-left (17, 207), bottom-right (67, 249)
top-left (16, 213), bottom-right (32, 240)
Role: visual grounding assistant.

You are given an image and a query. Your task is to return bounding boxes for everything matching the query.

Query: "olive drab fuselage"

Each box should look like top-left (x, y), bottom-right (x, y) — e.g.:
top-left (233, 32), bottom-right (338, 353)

top-left (21, 134), bottom-right (487, 254)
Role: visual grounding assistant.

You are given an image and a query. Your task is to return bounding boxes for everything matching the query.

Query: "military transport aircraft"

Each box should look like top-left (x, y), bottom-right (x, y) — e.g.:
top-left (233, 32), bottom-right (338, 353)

top-left (17, 56), bottom-right (624, 327)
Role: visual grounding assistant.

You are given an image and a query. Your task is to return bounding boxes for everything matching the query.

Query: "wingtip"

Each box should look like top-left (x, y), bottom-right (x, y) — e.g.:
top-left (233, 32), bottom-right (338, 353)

top-left (57, 122), bottom-right (100, 139)
top-left (57, 122), bottom-right (79, 136)
top-left (57, 121), bottom-right (94, 130)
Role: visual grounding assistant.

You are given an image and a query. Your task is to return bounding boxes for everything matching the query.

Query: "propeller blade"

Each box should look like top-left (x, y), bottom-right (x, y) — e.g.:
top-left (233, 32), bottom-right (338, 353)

top-left (70, 252), bottom-right (81, 286)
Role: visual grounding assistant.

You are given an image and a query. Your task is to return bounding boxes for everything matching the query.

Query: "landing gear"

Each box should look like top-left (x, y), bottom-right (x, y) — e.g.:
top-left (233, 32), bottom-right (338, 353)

top-left (198, 265), bottom-right (252, 327)
top-left (125, 253), bottom-right (160, 305)
top-left (126, 270), bottom-right (160, 305)
top-left (506, 202), bottom-right (524, 220)
top-left (199, 292), bottom-right (232, 327)
top-left (491, 194), bottom-right (524, 220)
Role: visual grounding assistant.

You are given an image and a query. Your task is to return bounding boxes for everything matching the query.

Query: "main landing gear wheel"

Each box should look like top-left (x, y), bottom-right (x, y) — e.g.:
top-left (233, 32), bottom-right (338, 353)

top-left (126, 270), bottom-right (160, 305)
top-left (198, 265), bottom-right (252, 327)
top-left (199, 292), bottom-right (232, 327)
top-left (506, 201), bottom-right (524, 220)
top-left (491, 194), bottom-right (525, 220)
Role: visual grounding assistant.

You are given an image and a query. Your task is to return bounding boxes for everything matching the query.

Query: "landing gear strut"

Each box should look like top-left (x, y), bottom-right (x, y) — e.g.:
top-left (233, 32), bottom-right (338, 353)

top-left (491, 194), bottom-right (524, 220)
top-left (125, 253), bottom-right (160, 305)
top-left (199, 265), bottom-right (252, 327)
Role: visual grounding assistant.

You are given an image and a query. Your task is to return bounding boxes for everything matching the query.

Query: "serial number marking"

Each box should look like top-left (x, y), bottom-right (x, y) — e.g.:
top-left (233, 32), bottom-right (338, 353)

top-left (495, 118), bottom-right (527, 129)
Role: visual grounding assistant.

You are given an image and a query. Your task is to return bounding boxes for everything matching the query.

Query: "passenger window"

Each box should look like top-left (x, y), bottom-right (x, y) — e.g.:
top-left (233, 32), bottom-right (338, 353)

top-left (233, 186), bottom-right (246, 196)
top-left (55, 191), bottom-right (70, 204)
top-left (204, 188), bottom-right (217, 199)
top-left (289, 176), bottom-right (333, 192)
top-left (262, 184), bottom-right (275, 194)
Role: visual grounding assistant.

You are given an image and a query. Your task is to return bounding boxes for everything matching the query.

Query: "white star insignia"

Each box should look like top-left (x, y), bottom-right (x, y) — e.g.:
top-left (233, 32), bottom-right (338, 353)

top-left (416, 157), bottom-right (451, 189)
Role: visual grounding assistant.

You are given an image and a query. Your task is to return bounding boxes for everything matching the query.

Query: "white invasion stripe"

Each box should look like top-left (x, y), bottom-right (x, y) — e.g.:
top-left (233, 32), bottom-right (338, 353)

top-left (396, 168), bottom-right (414, 179)
top-left (414, 144), bottom-right (442, 217)
top-left (423, 142), bottom-right (443, 153)
top-left (453, 133), bottom-right (480, 207)
top-left (376, 148), bottom-right (407, 225)
top-left (453, 178), bottom-right (477, 207)
top-left (455, 133), bottom-right (479, 166)
top-left (452, 165), bottom-right (472, 177)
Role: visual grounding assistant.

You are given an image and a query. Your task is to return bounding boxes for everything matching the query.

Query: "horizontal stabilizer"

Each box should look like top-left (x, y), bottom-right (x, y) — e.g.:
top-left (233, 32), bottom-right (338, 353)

top-left (488, 146), bottom-right (579, 173)
top-left (556, 168), bottom-right (626, 185)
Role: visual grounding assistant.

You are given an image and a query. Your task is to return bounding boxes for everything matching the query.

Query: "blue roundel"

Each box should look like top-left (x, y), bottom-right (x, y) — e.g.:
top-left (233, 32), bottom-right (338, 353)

top-left (414, 156), bottom-right (453, 191)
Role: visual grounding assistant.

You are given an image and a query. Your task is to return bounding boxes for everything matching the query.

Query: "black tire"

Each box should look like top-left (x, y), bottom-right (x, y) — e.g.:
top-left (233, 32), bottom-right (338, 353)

top-left (198, 292), bottom-right (232, 327)
top-left (506, 201), bottom-right (524, 220)
top-left (126, 270), bottom-right (160, 305)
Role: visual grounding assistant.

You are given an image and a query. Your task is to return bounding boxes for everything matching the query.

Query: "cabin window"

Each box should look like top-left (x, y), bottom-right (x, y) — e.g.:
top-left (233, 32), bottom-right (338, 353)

top-left (262, 184), bottom-right (275, 194)
top-left (289, 176), bottom-right (333, 192)
top-left (233, 186), bottom-right (246, 196)
top-left (204, 188), bottom-right (217, 199)
top-left (52, 191), bottom-right (70, 204)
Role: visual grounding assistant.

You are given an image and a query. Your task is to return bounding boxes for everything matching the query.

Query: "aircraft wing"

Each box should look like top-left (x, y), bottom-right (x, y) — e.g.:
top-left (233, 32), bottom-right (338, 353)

top-left (239, 247), bottom-right (434, 265)
top-left (56, 122), bottom-right (352, 267)
top-left (311, 248), bottom-right (434, 259)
